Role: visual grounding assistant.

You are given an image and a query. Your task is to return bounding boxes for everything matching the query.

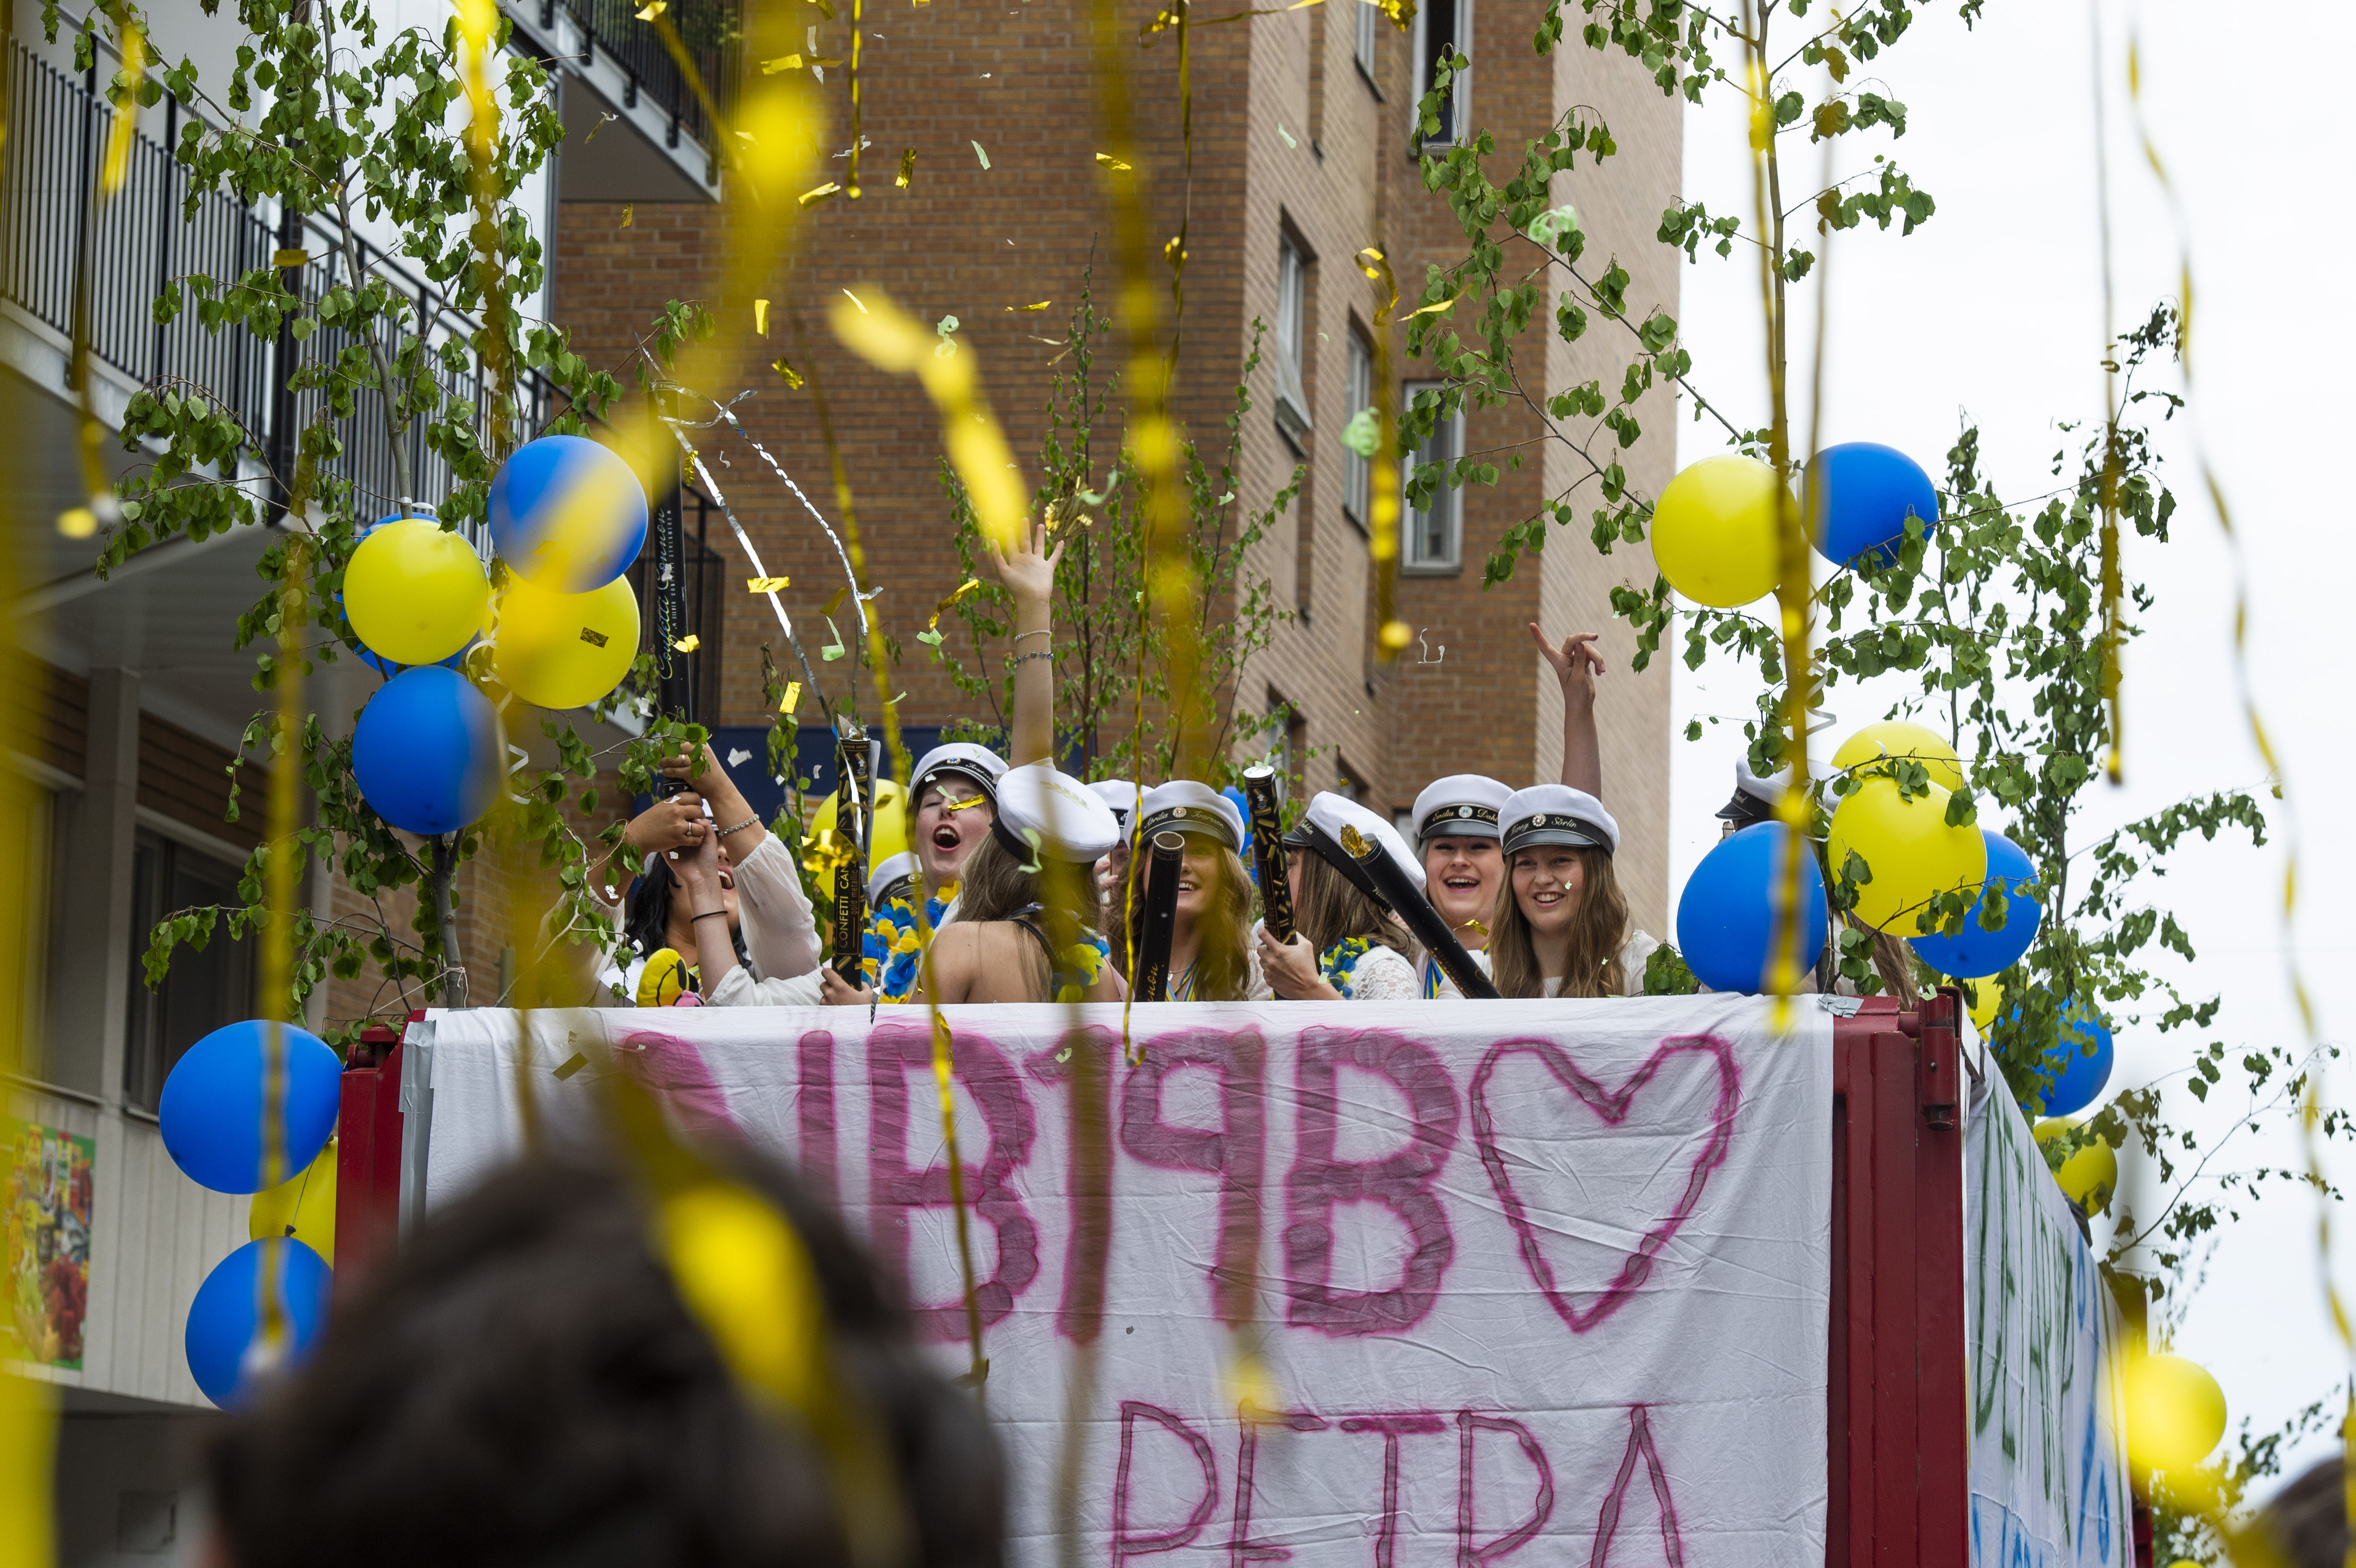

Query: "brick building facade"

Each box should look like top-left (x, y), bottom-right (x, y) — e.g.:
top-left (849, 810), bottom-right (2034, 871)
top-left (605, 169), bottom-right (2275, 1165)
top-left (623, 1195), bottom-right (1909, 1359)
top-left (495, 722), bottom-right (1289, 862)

top-left (551, 0), bottom-right (1683, 931)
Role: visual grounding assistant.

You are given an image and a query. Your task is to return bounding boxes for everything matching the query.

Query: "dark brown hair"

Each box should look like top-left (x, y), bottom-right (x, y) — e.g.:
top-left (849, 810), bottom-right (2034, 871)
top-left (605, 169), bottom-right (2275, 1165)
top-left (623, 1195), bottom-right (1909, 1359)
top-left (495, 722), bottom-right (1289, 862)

top-left (206, 1148), bottom-right (1002, 1568)
top-left (1487, 844), bottom-right (1630, 999)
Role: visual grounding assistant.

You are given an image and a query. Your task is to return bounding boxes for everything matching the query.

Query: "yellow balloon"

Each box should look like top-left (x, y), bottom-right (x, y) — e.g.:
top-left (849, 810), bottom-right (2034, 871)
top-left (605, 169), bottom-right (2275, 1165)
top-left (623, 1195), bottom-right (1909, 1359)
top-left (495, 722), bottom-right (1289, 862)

top-left (1826, 775), bottom-right (1989, 932)
top-left (2032, 1114), bottom-right (2076, 1147)
top-left (1650, 455), bottom-right (1783, 608)
top-left (2056, 1140), bottom-right (2118, 1214)
top-left (807, 778), bottom-right (911, 867)
top-left (2123, 1352), bottom-right (2227, 1476)
top-left (1834, 720), bottom-right (1966, 794)
top-left (1962, 974), bottom-right (2005, 1033)
top-left (247, 1141), bottom-right (337, 1265)
top-left (345, 520), bottom-right (490, 666)
top-left (492, 574), bottom-right (640, 710)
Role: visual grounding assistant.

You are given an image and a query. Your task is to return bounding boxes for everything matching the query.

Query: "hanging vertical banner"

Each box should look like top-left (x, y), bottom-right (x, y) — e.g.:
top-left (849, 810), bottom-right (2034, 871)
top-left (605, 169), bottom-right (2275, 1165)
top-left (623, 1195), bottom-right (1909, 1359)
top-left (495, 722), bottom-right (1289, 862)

top-left (411, 998), bottom-right (1835, 1566)
top-left (4, 1120), bottom-right (94, 1369)
top-left (1965, 1067), bottom-right (2133, 1567)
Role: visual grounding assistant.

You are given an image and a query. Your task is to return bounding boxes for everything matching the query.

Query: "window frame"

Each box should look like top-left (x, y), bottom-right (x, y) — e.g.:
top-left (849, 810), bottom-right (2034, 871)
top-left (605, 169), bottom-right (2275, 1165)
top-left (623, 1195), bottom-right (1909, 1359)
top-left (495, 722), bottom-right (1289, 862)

top-left (1273, 231), bottom-right (1314, 450)
top-left (1402, 381), bottom-right (1465, 574)
top-left (122, 828), bottom-right (255, 1113)
top-left (1354, 0), bottom-right (1379, 94)
top-left (1410, 0), bottom-right (1469, 151)
top-left (1342, 325), bottom-right (1374, 530)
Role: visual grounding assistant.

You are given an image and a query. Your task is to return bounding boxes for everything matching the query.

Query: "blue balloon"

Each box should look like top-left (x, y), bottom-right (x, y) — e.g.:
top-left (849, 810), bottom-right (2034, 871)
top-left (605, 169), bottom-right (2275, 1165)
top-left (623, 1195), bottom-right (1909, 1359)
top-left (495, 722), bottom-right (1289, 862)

top-left (341, 516), bottom-right (475, 677)
top-left (2024, 1002), bottom-right (2114, 1116)
top-left (488, 435), bottom-right (648, 592)
top-left (186, 1238), bottom-right (332, 1408)
top-left (1224, 786), bottom-right (1255, 870)
top-left (1913, 829), bottom-right (2043, 979)
top-left (1811, 442), bottom-right (1939, 568)
top-left (1675, 823), bottom-right (1829, 993)
top-left (351, 665), bottom-right (504, 835)
top-left (159, 1019), bottom-right (343, 1193)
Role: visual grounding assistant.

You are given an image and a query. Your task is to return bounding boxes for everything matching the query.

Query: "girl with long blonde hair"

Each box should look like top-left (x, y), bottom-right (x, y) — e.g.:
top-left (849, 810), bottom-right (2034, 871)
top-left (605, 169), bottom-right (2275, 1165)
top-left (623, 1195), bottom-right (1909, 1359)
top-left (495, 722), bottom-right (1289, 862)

top-left (1484, 785), bottom-right (1659, 999)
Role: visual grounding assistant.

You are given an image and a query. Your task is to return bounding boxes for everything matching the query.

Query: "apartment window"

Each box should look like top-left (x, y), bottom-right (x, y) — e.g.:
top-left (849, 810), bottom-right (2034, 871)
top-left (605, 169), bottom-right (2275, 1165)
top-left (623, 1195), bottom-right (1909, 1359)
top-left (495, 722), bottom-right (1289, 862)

top-left (1404, 383), bottom-right (1463, 572)
top-left (1354, 0), bottom-right (1378, 90)
top-left (1280, 702), bottom-right (1310, 798)
top-left (1274, 232), bottom-right (1313, 450)
top-left (1412, 0), bottom-right (1468, 147)
top-left (1335, 758), bottom-right (1367, 804)
top-left (0, 773), bottom-right (58, 1079)
top-left (1343, 327), bottom-right (1374, 528)
top-left (123, 830), bottom-right (253, 1112)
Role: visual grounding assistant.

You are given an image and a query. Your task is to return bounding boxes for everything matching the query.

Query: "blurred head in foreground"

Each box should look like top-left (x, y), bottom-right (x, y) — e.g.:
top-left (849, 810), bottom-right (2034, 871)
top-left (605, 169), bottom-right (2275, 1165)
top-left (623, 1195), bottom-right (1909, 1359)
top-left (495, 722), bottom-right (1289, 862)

top-left (204, 1147), bottom-right (1002, 1568)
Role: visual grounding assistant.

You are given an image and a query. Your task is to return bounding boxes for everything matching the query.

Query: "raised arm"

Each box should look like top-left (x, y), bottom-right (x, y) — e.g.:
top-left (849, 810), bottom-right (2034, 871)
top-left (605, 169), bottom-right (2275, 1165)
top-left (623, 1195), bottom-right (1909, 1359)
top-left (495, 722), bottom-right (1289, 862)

top-left (668, 829), bottom-right (742, 994)
top-left (666, 741), bottom-right (821, 978)
top-left (1529, 624), bottom-right (1605, 798)
top-left (989, 519), bottom-right (1064, 767)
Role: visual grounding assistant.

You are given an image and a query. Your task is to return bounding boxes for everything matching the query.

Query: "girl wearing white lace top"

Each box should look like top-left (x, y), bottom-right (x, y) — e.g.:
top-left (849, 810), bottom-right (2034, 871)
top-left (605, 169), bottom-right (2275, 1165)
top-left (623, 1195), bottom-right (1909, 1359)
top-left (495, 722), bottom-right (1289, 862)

top-left (1255, 792), bottom-right (1422, 1002)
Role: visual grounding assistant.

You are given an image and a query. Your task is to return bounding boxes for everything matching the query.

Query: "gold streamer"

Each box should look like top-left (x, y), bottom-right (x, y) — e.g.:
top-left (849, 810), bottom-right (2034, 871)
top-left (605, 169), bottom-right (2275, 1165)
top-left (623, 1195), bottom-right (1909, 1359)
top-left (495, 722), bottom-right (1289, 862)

top-left (1356, 249), bottom-right (1410, 659)
top-left (2123, 13), bottom-right (2342, 1552)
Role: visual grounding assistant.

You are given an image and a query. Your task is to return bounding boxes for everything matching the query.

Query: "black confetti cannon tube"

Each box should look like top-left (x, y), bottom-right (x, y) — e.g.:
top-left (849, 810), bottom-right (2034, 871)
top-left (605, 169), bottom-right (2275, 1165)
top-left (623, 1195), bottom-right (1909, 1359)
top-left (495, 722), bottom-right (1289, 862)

top-left (1242, 766), bottom-right (1295, 943)
top-left (1132, 831), bottom-right (1186, 1002)
top-left (1337, 825), bottom-right (1500, 999)
top-left (831, 728), bottom-right (871, 984)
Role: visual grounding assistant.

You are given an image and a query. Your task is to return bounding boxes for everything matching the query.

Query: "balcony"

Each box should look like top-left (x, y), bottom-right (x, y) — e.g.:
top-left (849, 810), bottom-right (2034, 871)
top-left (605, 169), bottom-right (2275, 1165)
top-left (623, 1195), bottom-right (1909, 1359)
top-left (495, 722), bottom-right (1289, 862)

top-left (0, 40), bottom-right (727, 742)
top-left (511, 0), bottom-right (741, 200)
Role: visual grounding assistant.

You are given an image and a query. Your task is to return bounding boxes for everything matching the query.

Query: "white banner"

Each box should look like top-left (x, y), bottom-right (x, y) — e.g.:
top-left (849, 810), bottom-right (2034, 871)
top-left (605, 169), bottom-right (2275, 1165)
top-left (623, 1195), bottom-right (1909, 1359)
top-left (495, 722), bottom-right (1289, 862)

top-left (411, 998), bottom-right (1834, 1567)
top-left (1965, 1065), bottom-right (2133, 1567)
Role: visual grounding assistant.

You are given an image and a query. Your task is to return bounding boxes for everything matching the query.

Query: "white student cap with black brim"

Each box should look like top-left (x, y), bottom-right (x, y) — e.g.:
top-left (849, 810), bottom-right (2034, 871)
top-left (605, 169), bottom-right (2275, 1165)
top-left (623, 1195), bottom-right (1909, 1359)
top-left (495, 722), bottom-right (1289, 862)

top-left (1715, 757), bottom-right (1786, 828)
top-left (1501, 785), bottom-right (1621, 857)
top-left (1411, 774), bottom-right (1513, 844)
top-left (911, 742), bottom-right (1008, 806)
top-left (1283, 791), bottom-right (1426, 907)
top-left (866, 850), bottom-right (919, 908)
top-left (991, 762), bottom-right (1123, 862)
top-left (1137, 780), bottom-right (1245, 850)
top-left (1087, 779), bottom-right (1141, 827)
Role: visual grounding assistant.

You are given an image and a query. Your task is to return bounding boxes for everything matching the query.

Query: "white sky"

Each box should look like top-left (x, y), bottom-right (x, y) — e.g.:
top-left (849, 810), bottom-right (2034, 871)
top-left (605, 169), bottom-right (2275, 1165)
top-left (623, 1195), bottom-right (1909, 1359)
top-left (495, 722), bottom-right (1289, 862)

top-left (1662, 0), bottom-right (2356, 1487)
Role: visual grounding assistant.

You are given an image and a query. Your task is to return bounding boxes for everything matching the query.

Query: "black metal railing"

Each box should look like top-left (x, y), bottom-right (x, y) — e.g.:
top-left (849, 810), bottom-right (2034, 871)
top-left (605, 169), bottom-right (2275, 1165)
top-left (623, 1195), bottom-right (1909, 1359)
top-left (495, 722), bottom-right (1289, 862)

top-left (539, 0), bottom-right (738, 169)
top-left (0, 42), bottom-right (560, 538)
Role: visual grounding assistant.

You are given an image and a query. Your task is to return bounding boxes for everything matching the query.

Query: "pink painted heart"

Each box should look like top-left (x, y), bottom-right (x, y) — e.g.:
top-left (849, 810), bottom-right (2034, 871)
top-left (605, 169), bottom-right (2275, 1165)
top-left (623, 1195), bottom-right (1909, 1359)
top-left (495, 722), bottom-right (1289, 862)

top-left (1467, 1033), bottom-right (1740, 1333)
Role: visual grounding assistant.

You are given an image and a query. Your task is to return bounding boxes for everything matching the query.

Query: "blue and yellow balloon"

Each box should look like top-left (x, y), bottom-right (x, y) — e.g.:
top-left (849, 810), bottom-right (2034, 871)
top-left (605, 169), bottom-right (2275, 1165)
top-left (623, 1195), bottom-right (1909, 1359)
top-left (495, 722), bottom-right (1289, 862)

top-left (489, 435), bottom-right (648, 592)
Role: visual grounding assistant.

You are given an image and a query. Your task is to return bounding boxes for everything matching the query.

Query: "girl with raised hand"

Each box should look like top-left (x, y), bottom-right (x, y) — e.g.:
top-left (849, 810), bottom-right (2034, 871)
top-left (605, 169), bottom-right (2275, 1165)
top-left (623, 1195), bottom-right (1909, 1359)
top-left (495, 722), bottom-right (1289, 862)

top-left (1482, 785), bottom-right (1660, 999)
top-left (908, 762), bottom-right (1127, 1004)
top-left (1254, 793), bottom-right (1422, 1001)
top-left (1120, 781), bottom-right (1266, 1001)
top-left (867, 519), bottom-right (1065, 999)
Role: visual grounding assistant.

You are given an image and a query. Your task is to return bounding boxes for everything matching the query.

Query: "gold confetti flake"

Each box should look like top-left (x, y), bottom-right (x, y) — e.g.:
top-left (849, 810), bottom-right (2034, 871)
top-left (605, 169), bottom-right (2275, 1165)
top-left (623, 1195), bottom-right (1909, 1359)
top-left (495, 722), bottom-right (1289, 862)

top-left (271, 248), bottom-right (309, 268)
top-left (800, 181), bottom-right (843, 208)
top-left (552, 1052), bottom-right (588, 1080)
top-left (760, 53), bottom-right (804, 70)
top-left (840, 288), bottom-right (869, 313)
top-left (634, 0), bottom-right (666, 17)
top-left (820, 583), bottom-right (850, 616)
top-left (780, 680), bottom-right (804, 716)
top-left (896, 147), bottom-right (916, 188)
top-left (1006, 300), bottom-right (1052, 312)
top-left (1406, 294), bottom-right (1458, 317)
top-left (1095, 152), bottom-right (1132, 170)
top-left (55, 507), bottom-right (96, 539)
top-left (621, 203), bottom-right (635, 228)
top-left (748, 575), bottom-right (791, 593)
top-left (771, 357), bottom-right (805, 389)
top-left (673, 633), bottom-right (702, 652)
top-left (755, 298), bottom-right (770, 335)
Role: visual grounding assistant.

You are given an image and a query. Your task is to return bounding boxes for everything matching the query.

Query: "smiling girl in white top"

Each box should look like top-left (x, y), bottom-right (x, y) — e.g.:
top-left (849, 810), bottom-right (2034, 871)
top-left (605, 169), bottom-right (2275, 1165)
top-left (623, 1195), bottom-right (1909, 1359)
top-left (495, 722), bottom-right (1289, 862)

top-left (1484, 785), bottom-right (1659, 999)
